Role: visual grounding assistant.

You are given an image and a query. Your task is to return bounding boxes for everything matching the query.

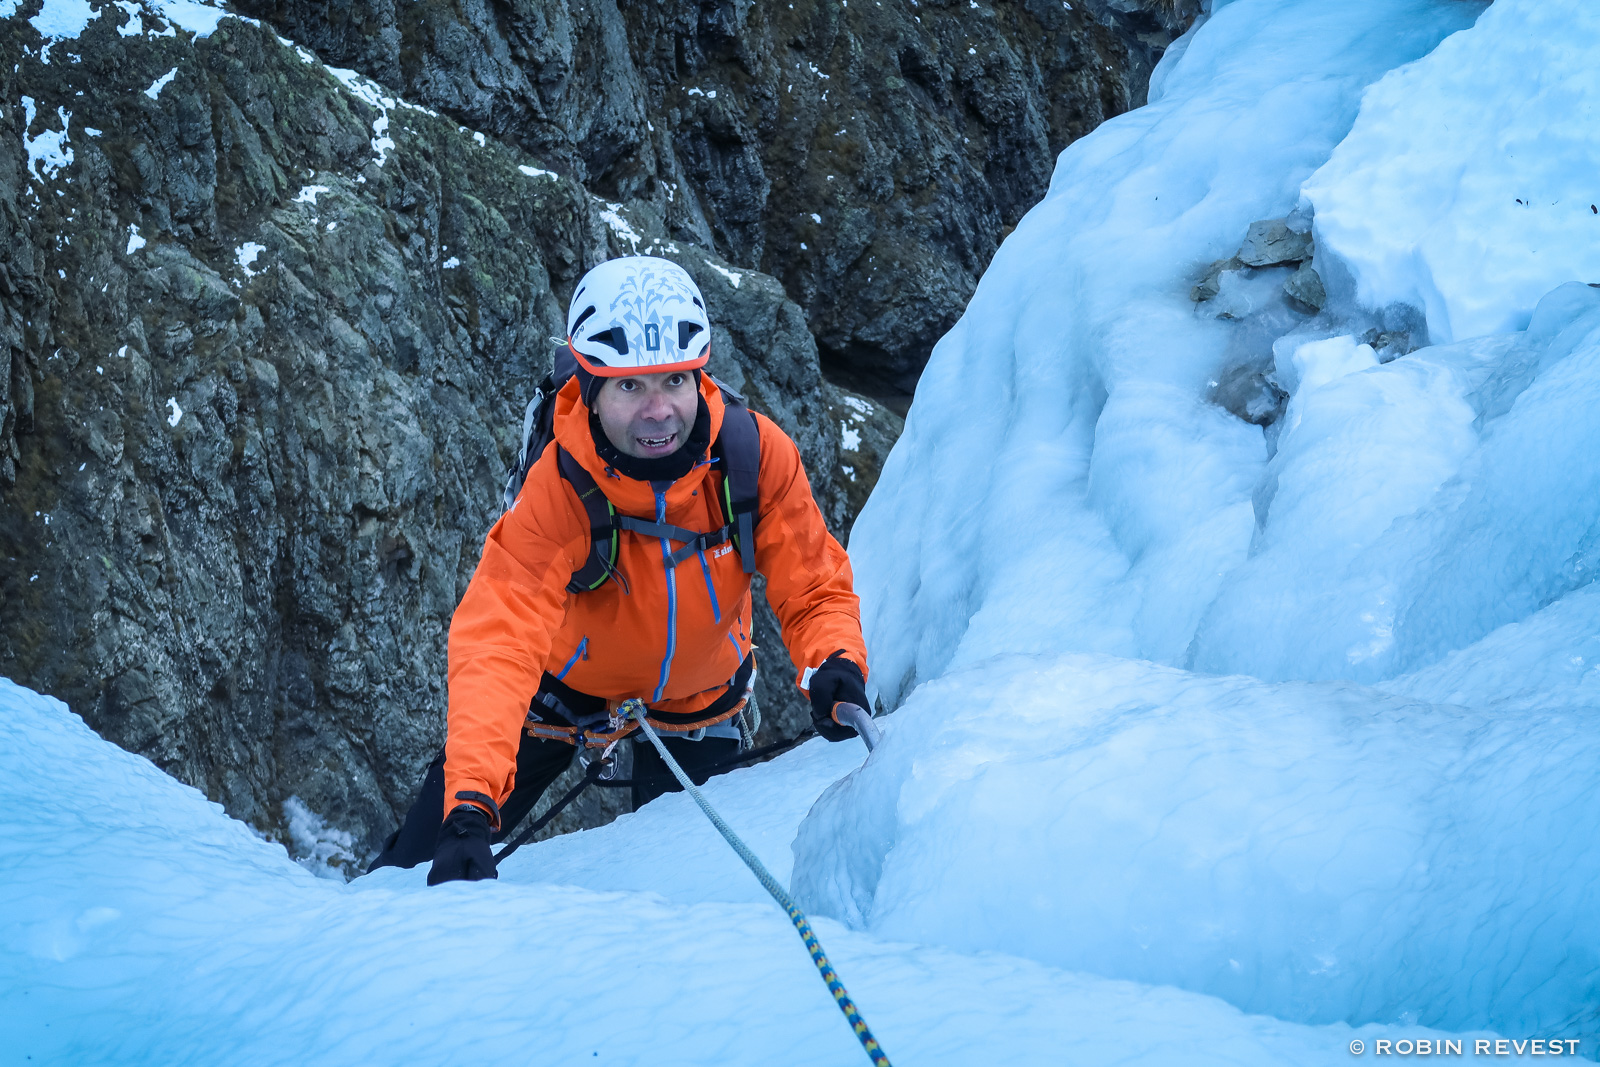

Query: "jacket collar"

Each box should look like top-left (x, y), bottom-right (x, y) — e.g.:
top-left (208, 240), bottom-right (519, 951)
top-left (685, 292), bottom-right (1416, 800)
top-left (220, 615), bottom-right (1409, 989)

top-left (551, 373), bottom-right (727, 516)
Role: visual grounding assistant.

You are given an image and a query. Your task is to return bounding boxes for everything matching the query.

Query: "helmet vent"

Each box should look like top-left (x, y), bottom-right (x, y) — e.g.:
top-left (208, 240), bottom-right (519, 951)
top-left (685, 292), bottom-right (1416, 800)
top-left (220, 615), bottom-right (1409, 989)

top-left (678, 321), bottom-right (704, 349)
top-left (692, 296), bottom-right (705, 310)
top-left (587, 327), bottom-right (630, 355)
top-left (571, 305), bottom-right (597, 334)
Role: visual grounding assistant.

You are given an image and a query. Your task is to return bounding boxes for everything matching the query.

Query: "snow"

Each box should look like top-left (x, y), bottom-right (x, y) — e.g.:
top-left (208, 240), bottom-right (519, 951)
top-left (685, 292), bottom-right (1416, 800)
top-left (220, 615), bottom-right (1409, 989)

top-left (708, 263), bottom-right (743, 289)
top-left (1304, 0), bottom-right (1600, 343)
top-left (22, 0), bottom-right (228, 40)
top-left (793, 654), bottom-right (1600, 1039)
top-left (842, 0), bottom-right (1596, 1045)
top-left (234, 242), bottom-right (266, 277)
top-left (112, 0), bottom-right (143, 36)
top-left (517, 164), bottom-right (557, 180)
top-left (151, 0), bottom-right (229, 36)
top-left (164, 397), bottom-right (182, 427)
top-left (326, 67), bottom-right (400, 167)
top-left (8, 0), bottom-right (1597, 1057)
top-left (21, 96), bottom-right (73, 181)
top-left (124, 224), bottom-right (145, 255)
top-left (27, 0), bottom-right (95, 39)
top-left (282, 796), bottom-right (359, 879)
top-left (291, 184), bottom-right (329, 205)
top-left (0, 678), bottom-right (1489, 1064)
top-left (143, 66), bottom-right (178, 100)
top-left (441, 256), bottom-right (460, 269)
top-left (597, 200), bottom-right (642, 251)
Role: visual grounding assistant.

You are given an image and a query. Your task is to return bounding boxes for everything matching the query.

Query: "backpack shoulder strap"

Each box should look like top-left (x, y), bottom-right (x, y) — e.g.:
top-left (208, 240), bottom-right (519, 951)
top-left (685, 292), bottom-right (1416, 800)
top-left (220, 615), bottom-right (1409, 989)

top-left (555, 446), bottom-right (621, 593)
top-left (709, 378), bottom-right (762, 574)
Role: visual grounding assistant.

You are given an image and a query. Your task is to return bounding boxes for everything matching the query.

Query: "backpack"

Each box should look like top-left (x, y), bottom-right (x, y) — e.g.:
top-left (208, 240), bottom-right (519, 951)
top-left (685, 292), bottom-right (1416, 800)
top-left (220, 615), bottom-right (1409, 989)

top-left (501, 347), bottom-right (762, 593)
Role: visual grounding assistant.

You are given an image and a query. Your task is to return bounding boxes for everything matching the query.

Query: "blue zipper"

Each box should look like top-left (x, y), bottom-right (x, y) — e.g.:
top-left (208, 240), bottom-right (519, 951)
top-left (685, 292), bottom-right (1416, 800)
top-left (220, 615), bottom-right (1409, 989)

top-left (653, 489), bottom-right (678, 703)
top-left (698, 549), bottom-right (722, 623)
top-left (556, 636), bottom-right (588, 680)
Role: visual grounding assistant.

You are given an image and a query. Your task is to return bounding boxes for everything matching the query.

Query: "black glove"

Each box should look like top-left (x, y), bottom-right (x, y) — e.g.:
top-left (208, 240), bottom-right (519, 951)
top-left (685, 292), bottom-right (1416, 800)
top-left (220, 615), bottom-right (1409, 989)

top-left (426, 805), bottom-right (498, 886)
top-left (808, 651), bottom-right (869, 742)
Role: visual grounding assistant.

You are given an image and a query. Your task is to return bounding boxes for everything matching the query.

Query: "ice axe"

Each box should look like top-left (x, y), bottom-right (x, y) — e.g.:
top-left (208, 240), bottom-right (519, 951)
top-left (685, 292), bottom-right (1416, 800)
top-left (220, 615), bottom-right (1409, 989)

top-left (831, 701), bottom-right (881, 751)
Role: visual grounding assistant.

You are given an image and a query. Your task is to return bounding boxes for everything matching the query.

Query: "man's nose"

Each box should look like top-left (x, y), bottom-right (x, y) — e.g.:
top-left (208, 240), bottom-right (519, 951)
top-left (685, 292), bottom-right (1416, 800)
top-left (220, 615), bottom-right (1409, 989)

top-left (638, 391), bottom-right (673, 421)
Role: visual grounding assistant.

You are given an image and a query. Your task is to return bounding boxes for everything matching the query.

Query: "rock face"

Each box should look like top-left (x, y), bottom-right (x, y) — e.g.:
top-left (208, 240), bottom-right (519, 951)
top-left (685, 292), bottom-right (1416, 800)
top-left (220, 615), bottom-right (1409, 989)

top-left (234, 0), bottom-right (1200, 410)
top-left (2, 0), bottom-right (1188, 871)
top-left (1194, 212), bottom-right (1426, 446)
top-left (0, 4), bottom-right (863, 867)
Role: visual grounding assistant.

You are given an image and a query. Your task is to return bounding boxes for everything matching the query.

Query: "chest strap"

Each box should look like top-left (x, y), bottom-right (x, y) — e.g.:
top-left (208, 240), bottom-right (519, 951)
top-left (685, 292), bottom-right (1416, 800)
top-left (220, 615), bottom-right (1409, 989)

top-left (616, 515), bottom-right (736, 567)
top-left (553, 384), bottom-right (762, 591)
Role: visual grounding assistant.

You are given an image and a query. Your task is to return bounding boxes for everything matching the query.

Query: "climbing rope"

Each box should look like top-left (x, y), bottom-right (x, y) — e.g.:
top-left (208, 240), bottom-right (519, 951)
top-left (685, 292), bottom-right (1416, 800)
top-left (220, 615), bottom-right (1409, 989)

top-left (493, 727), bottom-right (819, 867)
top-left (624, 699), bottom-right (892, 1067)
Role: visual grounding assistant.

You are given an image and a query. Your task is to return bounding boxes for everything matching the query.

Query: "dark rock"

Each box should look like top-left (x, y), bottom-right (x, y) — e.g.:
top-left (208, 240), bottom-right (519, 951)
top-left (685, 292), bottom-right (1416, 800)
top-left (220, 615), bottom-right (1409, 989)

top-left (1237, 217), bottom-right (1311, 268)
top-left (234, 0), bottom-right (1201, 409)
top-left (831, 391), bottom-right (905, 531)
top-left (4, 0), bottom-right (1191, 861)
top-left (1191, 255), bottom-right (1241, 303)
top-left (0, 9), bottom-right (846, 861)
top-left (1367, 328), bottom-right (1414, 360)
top-left (1210, 363), bottom-right (1287, 428)
top-left (1283, 260), bottom-right (1325, 312)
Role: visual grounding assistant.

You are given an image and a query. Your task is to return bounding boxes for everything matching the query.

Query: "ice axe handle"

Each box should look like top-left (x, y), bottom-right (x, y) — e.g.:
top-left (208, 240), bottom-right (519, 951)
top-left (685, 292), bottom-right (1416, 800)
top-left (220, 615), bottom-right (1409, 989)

top-left (832, 702), bottom-right (880, 752)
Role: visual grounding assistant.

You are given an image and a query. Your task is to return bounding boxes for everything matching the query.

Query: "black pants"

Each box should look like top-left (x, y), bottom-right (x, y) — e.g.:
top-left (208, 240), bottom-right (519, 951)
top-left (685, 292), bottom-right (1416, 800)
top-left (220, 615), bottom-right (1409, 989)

top-left (368, 728), bottom-right (741, 871)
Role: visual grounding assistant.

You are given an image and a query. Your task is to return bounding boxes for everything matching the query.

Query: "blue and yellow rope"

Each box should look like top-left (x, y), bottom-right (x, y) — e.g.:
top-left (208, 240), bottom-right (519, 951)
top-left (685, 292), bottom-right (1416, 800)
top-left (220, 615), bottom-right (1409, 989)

top-left (624, 700), bottom-right (891, 1067)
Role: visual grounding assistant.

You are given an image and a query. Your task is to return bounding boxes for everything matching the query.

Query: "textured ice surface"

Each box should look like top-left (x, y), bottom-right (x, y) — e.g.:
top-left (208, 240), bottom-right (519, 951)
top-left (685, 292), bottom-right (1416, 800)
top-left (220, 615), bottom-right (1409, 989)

top-left (9, 0), bottom-right (1595, 1058)
top-left (839, 0), bottom-right (1598, 1049)
top-left (1192, 288), bottom-right (1600, 682)
top-left (0, 679), bottom-right (1480, 1065)
top-left (1304, 0), bottom-right (1600, 343)
top-left (792, 655), bottom-right (1600, 1039)
top-left (849, 0), bottom-right (1487, 704)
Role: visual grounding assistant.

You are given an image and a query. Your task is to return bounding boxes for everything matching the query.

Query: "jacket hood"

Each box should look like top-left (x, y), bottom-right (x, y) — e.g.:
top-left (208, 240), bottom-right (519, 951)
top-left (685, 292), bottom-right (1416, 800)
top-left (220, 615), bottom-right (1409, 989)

top-left (551, 372), bottom-right (727, 516)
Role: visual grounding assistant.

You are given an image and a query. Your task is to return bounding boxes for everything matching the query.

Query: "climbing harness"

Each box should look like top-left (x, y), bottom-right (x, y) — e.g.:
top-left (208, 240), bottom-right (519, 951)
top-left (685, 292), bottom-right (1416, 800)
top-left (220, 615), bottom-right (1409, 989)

top-left (625, 698), bottom-right (892, 1067)
top-left (490, 727), bottom-right (813, 867)
top-left (490, 754), bottom-right (617, 868)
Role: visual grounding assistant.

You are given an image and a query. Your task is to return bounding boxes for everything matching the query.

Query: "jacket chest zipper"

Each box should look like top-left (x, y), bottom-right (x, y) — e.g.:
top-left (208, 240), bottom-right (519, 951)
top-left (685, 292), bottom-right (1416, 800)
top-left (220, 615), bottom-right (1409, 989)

top-left (652, 488), bottom-right (678, 703)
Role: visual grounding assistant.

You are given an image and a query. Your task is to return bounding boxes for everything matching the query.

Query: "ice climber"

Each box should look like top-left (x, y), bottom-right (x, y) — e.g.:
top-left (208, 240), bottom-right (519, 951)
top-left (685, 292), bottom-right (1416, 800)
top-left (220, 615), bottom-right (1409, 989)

top-left (371, 256), bottom-right (871, 885)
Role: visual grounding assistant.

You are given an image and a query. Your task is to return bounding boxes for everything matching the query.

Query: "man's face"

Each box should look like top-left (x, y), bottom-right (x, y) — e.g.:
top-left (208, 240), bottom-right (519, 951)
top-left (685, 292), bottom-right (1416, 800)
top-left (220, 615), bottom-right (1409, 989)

top-left (594, 371), bottom-right (698, 459)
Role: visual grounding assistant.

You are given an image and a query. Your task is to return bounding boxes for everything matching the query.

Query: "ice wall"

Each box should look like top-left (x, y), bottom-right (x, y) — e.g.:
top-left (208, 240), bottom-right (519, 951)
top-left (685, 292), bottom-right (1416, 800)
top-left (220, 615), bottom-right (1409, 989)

top-left (2, 678), bottom-right (1479, 1064)
top-left (819, 0), bottom-right (1600, 1046)
top-left (1304, 0), bottom-right (1600, 343)
top-left (792, 655), bottom-right (1600, 1037)
top-left (1190, 287), bottom-right (1600, 681)
top-left (849, 0), bottom-right (1487, 706)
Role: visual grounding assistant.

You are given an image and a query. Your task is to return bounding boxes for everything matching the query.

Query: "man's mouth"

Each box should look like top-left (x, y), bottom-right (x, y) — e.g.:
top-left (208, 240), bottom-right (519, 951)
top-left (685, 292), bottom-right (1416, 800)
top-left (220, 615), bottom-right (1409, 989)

top-left (636, 432), bottom-right (677, 453)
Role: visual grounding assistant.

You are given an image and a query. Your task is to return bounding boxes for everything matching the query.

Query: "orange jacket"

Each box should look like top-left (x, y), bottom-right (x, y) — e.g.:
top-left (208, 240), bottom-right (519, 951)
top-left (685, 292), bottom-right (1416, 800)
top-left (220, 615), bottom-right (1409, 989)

top-left (443, 374), bottom-right (866, 818)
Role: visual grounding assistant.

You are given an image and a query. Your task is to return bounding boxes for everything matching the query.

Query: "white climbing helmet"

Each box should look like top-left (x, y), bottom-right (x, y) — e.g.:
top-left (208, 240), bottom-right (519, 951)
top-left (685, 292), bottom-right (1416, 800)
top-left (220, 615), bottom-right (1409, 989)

top-left (566, 256), bottom-right (711, 376)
